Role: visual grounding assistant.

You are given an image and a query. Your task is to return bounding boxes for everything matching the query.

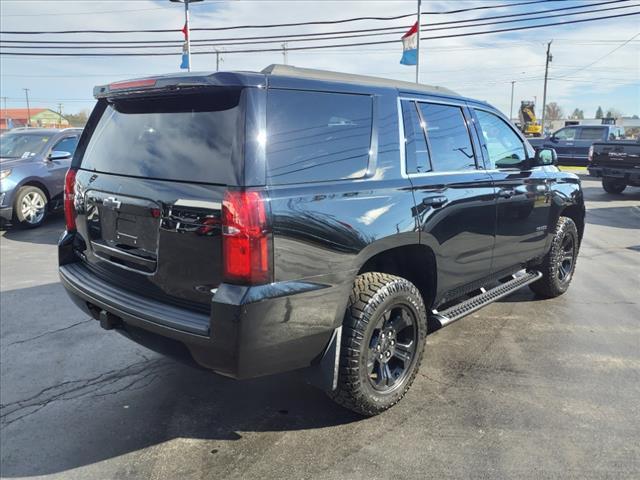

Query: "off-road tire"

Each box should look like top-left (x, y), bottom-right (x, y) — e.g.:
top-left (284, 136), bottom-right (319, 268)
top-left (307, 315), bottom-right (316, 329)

top-left (328, 272), bottom-right (427, 416)
top-left (13, 185), bottom-right (48, 229)
top-left (530, 216), bottom-right (579, 298)
top-left (602, 178), bottom-right (626, 194)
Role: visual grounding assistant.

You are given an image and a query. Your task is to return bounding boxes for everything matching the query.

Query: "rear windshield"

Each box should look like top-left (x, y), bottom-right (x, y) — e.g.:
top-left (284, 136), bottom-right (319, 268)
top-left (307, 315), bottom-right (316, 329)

top-left (80, 90), bottom-right (241, 184)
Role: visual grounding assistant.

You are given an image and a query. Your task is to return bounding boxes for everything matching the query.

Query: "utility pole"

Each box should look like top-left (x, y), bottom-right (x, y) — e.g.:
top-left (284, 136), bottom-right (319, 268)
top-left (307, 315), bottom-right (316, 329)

top-left (57, 103), bottom-right (64, 127)
top-left (215, 49), bottom-right (222, 71)
top-left (509, 81), bottom-right (515, 121)
top-left (541, 40), bottom-right (553, 134)
top-left (415, 0), bottom-right (422, 84)
top-left (1, 96), bottom-right (6, 130)
top-left (281, 42), bottom-right (288, 65)
top-left (23, 88), bottom-right (31, 128)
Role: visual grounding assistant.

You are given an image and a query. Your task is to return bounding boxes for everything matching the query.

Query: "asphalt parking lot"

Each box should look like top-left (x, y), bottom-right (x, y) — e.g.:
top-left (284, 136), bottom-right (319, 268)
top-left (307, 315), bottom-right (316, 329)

top-left (1, 176), bottom-right (639, 479)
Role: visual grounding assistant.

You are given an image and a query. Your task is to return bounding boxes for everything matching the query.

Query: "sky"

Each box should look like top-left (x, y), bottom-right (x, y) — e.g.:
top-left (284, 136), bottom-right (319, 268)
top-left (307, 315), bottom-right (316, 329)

top-left (1, 0), bottom-right (639, 119)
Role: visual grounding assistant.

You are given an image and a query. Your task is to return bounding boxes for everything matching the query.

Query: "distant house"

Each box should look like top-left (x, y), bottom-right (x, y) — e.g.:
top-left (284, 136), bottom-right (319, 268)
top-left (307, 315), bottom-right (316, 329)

top-left (0, 108), bottom-right (70, 131)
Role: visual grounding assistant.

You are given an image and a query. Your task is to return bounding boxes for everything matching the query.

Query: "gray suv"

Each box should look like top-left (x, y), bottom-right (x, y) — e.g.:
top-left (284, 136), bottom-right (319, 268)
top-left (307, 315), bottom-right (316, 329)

top-left (1, 128), bottom-right (82, 228)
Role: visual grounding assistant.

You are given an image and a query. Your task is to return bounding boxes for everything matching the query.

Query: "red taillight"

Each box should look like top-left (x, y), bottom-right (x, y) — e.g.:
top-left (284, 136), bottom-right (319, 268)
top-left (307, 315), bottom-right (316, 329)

top-left (222, 190), bottom-right (271, 285)
top-left (64, 168), bottom-right (77, 232)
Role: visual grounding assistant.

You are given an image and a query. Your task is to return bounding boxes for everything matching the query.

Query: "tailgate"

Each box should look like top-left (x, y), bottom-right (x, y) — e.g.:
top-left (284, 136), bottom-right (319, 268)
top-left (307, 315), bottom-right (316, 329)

top-left (72, 89), bottom-right (244, 312)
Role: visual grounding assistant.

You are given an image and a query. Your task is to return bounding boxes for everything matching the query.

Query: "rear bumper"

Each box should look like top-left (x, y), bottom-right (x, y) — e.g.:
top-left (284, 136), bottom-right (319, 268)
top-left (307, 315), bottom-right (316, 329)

top-left (58, 233), bottom-right (347, 380)
top-left (588, 166), bottom-right (640, 185)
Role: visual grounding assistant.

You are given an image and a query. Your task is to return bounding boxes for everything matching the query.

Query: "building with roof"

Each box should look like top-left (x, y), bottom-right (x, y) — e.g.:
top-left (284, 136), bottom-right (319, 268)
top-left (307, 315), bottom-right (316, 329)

top-left (0, 108), bottom-right (70, 131)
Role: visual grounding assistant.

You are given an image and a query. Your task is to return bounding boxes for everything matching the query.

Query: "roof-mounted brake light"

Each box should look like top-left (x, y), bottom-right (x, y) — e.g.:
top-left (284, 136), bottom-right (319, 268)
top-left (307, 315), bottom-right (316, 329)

top-left (109, 79), bottom-right (157, 90)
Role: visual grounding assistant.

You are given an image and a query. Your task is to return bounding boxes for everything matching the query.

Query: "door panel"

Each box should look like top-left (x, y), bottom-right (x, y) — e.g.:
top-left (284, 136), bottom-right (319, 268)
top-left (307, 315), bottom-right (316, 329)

top-left (472, 108), bottom-right (551, 273)
top-left (47, 136), bottom-right (78, 195)
top-left (489, 169), bottom-right (551, 272)
top-left (401, 99), bottom-right (496, 302)
top-left (547, 126), bottom-right (578, 160)
top-left (412, 172), bottom-right (496, 299)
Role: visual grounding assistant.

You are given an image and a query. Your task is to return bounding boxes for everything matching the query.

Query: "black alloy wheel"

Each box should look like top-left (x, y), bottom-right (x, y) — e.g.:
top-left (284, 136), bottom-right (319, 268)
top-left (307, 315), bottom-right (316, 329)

top-left (530, 216), bottom-right (579, 298)
top-left (556, 232), bottom-right (576, 284)
top-left (329, 272), bottom-right (427, 416)
top-left (367, 304), bottom-right (418, 393)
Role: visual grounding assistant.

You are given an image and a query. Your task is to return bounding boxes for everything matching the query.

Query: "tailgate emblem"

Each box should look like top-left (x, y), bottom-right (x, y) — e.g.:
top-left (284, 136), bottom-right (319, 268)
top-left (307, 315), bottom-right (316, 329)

top-left (103, 197), bottom-right (122, 210)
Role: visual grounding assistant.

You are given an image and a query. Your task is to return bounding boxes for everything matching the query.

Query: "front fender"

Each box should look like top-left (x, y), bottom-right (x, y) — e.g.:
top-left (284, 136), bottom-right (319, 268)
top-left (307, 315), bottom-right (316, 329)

top-left (547, 171), bottom-right (585, 238)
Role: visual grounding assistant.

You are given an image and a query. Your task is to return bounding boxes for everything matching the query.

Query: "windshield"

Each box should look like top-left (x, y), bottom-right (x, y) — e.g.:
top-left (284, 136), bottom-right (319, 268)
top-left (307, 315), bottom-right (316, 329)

top-left (0, 133), bottom-right (51, 158)
top-left (80, 90), bottom-right (242, 184)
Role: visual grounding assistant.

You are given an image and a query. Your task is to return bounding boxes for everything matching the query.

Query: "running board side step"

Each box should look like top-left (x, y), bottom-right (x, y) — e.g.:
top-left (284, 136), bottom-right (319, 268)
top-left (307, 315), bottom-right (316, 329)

top-left (430, 270), bottom-right (542, 329)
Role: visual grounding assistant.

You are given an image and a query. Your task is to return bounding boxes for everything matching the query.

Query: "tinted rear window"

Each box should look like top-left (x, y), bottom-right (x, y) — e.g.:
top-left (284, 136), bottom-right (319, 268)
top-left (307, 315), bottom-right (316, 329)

top-left (417, 103), bottom-right (476, 171)
top-left (578, 127), bottom-right (605, 140)
top-left (266, 89), bottom-right (372, 185)
top-left (80, 91), bottom-right (241, 184)
top-left (401, 100), bottom-right (430, 173)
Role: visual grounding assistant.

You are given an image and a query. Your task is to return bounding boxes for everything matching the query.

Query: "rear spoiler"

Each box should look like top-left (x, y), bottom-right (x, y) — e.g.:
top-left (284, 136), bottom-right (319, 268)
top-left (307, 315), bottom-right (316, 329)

top-left (93, 71), bottom-right (265, 99)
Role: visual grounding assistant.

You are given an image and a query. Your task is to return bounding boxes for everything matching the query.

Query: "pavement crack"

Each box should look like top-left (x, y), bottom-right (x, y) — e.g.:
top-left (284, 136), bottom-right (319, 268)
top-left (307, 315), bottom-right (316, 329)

top-left (0, 358), bottom-right (173, 427)
top-left (5, 319), bottom-right (94, 347)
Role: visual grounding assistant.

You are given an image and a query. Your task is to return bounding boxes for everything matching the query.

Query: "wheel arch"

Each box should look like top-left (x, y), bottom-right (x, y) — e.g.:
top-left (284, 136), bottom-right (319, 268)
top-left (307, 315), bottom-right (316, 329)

top-left (356, 243), bottom-right (437, 310)
top-left (17, 179), bottom-right (51, 202)
top-left (560, 204), bottom-right (585, 243)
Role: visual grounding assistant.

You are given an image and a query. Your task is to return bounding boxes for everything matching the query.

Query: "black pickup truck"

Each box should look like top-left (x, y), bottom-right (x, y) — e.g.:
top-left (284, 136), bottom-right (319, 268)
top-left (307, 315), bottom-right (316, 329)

top-left (588, 139), bottom-right (640, 193)
top-left (59, 66), bottom-right (585, 416)
top-left (529, 124), bottom-right (626, 166)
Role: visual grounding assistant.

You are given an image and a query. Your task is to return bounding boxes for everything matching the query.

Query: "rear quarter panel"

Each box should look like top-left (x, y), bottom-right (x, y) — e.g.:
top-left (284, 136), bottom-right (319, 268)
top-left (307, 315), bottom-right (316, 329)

top-left (267, 89), bottom-right (420, 331)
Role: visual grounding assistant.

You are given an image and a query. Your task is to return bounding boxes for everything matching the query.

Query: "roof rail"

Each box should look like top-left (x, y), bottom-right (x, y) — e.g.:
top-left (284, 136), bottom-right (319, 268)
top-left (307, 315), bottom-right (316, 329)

top-left (261, 64), bottom-right (459, 97)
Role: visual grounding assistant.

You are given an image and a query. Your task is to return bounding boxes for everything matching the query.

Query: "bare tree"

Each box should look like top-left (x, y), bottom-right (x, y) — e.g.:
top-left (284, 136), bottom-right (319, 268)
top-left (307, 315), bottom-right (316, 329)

top-left (545, 102), bottom-right (563, 121)
top-left (605, 108), bottom-right (623, 119)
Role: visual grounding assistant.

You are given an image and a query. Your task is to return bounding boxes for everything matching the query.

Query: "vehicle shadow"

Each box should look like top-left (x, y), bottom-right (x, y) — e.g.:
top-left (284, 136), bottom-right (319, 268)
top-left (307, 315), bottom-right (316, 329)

top-left (1, 363), bottom-right (360, 477)
top-left (0, 283), bottom-right (361, 477)
top-left (0, 215), bottom-right (64, 245)
top-left (581, 185), bottom-right (640, 202)
top-left (586, 205), bottom-right (640, 230)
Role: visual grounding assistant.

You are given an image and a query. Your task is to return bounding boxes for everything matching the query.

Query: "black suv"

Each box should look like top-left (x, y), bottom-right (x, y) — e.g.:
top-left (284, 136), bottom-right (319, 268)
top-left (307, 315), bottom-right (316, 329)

top-left (59, 65), bottom-right (585, 416)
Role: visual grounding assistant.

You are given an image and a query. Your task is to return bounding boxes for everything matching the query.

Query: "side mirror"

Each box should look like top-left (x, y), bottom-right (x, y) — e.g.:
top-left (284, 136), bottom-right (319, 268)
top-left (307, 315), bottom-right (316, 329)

top-left (49, 150), bottom-right (72, 161)
top-left (533, 147), bottom-right (557, 166)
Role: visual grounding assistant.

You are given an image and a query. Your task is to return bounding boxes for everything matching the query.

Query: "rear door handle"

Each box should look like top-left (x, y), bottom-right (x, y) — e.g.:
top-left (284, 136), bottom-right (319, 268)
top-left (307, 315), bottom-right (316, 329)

top-left (498, 188), bottom-right (516, 199)
top-left (422, 195), bottom-right (448, 208)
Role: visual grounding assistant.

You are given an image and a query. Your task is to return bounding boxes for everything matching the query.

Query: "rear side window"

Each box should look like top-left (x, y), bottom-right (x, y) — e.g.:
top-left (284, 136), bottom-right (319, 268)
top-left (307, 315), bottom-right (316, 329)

top-left (417, 103), bottom-right (476, 171)
top-left (80, 91), bottom-right (241, 184)
top-left (578, 127), bottom-right (605, 140)
top-left (401, 100), bottom-right (430, 173)
top-left (266, 90), bottom-right (372, 185)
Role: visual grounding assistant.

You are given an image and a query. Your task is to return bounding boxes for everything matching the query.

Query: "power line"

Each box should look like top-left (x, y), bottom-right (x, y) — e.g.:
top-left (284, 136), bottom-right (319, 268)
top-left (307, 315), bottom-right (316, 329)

top-left (1, 6), bottom-right (175, 17)
top-left (3, 2), bottom-right (636, 50)
top-left (0, 0), bottom-right (564, 35)
top-left (2, 11), bottom-right (638, 57)
top-left (554, 31), bottom-right (640, 78)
